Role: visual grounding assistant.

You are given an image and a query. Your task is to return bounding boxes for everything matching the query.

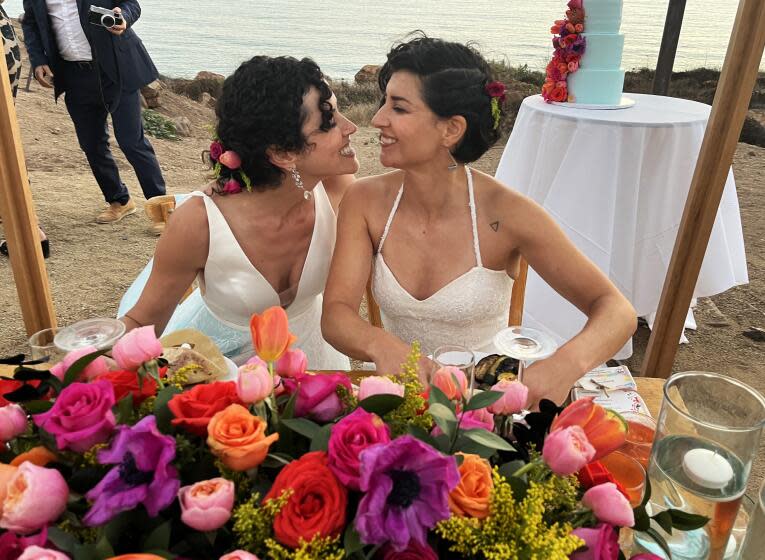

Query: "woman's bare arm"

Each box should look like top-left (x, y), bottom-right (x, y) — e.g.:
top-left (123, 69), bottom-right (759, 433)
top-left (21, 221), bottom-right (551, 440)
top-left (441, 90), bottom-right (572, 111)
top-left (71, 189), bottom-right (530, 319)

top-left (120, 198), bottom-right (209, 336)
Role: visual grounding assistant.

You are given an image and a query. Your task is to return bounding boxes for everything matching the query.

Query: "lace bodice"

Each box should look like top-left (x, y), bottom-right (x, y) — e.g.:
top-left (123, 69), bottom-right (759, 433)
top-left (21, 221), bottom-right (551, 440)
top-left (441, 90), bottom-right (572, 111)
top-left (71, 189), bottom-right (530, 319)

top-left (371, 167), bottom-right (514, 354)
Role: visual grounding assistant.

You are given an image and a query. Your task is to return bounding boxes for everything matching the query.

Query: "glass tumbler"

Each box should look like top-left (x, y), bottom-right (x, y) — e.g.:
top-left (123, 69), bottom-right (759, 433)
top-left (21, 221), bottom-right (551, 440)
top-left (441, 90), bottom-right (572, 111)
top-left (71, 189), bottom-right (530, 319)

top-left (432, 345), bottom-right (475, 395)
top-left (28, 327), bottom-right (65, 362)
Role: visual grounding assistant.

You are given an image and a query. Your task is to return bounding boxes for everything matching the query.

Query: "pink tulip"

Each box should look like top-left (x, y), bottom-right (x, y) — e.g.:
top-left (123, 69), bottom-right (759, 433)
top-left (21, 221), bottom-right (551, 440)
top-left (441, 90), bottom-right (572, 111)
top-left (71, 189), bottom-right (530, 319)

top-left (582, 482), bottom-right (635, 527)
top-left (219, 552), bottom-right (260, 560)
top-left (432, 366), bottom-right (468, 400)
top-left (236, 362), bottom-right (273, 404)
top-left (18, 546), bottom-right (70, 560)
top-left (487, 379), bottom-right (528, 415)
top-left (0, 404), bottom-right (27, 443)
top-left (542, 426), bottom-right (596, 476)
top-left (245, 355), bottom-right (268, 368)
top-left (178, 478), bottom-right (235, 532)
top-left (358, 376), bottom-right (405, 401)
top-left (218, 150), bottom-right (242, 170)
top-left (0, 462), bottom-right (68, 534)
top-left (222, 179), bottom-right (242, 194)
top-left (112, 326), bottom-right (163, 370)
top-left (275, 349), bottom-right (308, 379)
top-left (49, 345), bottom-right (109, 381)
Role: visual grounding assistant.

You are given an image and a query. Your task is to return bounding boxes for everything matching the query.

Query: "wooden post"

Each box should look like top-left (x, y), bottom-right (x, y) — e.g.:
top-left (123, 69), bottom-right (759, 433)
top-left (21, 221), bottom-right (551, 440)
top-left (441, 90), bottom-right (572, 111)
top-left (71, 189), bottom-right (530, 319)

top-left (0, 54), bottom-right (57, 336)
top-left (508, 258), bottom-right (528, 326)
top-left (643, 0), bottom-right (765, 379)
top-left (652, 0), bottom-right (687, 96)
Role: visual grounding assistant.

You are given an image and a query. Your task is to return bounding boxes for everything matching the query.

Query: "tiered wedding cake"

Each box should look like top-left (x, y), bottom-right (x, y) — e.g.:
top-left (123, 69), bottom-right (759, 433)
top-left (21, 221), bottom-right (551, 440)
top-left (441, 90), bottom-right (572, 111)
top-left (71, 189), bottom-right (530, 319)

top-left (567, 0), bottom-right (625, 105)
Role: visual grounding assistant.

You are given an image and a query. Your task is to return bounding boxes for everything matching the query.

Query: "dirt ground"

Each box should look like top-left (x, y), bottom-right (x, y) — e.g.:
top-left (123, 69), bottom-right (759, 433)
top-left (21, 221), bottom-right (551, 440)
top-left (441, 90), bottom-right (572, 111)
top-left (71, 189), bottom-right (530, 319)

top-left (2, 55), bottom-right (765, 493)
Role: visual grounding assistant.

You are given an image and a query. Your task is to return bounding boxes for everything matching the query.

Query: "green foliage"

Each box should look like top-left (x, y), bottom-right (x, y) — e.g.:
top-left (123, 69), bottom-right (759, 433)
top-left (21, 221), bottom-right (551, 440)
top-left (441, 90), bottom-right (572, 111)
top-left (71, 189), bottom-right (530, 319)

top-left (142, 109), bottom-right (179, 140)
top-left (383, 342), bottom-right (433, 436)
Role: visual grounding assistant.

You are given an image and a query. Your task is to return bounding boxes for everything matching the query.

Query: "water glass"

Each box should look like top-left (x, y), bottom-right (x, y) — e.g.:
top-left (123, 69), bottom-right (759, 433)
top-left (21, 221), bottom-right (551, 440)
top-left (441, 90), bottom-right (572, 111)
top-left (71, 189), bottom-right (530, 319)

top-left (432, 345), bottom-right (475, 395)
top-left (620, 411), bottom-right (657, 470)
top-left (600, 450), bottom-right (646, 507)
top-left (738, 479), bottom-right (765, 559)
top-left (634, 372), bottom-right (765, 560)
top-left (492, 326), bottom-right (556, 383)
top-left (28, 327), bottom-right (65, 362)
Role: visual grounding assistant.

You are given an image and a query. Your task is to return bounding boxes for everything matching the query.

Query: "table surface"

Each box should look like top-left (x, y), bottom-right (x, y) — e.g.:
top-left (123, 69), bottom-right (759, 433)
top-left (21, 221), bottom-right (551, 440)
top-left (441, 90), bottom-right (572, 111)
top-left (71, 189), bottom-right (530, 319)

top-left (522, 93), bottom-right (712, 127)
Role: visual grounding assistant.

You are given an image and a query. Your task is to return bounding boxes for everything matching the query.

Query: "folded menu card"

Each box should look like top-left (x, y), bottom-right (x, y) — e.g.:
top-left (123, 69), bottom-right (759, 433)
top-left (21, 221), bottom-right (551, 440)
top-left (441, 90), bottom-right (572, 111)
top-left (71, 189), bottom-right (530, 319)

top-left (572, 365), bottom-right (651, 416)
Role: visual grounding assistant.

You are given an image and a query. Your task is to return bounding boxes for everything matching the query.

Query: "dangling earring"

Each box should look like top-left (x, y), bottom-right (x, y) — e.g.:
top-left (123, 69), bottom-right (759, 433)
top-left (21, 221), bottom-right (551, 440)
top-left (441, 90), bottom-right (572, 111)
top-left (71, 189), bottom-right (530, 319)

top-left (290, 167), bottom-right (312, 200)
top-left (447, 152), bottom-right (459, 171)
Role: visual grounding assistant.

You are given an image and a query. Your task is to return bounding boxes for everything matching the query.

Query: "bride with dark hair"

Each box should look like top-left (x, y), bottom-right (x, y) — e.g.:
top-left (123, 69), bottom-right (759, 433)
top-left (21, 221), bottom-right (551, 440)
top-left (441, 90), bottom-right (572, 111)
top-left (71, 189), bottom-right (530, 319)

top-left (322, 36), bottom-right (636, 405)
top-left (120, 55), bottom-right (358, 369)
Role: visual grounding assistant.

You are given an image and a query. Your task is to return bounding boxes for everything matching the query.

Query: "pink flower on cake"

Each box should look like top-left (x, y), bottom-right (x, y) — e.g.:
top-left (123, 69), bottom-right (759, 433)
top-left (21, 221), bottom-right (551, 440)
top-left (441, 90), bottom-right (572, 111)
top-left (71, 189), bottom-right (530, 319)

top-left (568, 0), bottom-right (583, 9)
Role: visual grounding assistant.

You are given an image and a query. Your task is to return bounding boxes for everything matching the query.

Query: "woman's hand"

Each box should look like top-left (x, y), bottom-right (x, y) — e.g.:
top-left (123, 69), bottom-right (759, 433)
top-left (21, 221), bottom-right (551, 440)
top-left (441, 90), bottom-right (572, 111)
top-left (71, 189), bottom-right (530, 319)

top-left (520, 355), bottom-right (577, 408)
top-left (371, 336), bottom-right (435, 383)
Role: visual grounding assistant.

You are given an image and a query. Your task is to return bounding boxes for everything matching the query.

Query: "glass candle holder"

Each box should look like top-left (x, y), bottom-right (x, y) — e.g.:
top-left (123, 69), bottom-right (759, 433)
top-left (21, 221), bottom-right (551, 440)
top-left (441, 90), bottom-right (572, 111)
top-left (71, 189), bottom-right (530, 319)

top-left (28, 327), bottom-right (65, 362)
top-left (634, 372), bottom-right (765, 560)
top-left (738, 478), bottom-right (765, 559)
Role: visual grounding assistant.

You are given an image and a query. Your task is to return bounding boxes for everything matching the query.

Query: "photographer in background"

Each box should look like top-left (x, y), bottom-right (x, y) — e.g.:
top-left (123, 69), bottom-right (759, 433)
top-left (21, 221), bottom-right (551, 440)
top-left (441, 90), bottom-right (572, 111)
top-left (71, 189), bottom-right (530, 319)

top-left (21, 0), bottom-right (166, 224)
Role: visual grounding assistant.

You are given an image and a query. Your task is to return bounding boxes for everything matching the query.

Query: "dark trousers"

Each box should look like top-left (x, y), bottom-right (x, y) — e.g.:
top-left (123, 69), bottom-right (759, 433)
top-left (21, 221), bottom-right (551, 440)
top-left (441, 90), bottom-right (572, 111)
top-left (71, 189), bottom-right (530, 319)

top-left (60, 61), bottom-right (166, 204)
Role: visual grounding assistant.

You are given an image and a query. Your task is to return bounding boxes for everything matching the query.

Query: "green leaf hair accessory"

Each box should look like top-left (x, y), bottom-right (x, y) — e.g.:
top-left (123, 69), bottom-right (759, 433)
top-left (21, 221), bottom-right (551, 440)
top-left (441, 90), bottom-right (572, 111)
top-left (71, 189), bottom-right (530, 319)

top-left (485, 81), bottom-right (507, 131)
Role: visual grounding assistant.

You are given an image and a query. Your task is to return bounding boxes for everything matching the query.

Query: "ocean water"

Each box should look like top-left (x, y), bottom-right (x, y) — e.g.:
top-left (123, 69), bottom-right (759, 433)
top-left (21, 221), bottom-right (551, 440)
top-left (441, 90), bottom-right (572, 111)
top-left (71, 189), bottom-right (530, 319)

top-left (5, 0), bottom-right (764, 80)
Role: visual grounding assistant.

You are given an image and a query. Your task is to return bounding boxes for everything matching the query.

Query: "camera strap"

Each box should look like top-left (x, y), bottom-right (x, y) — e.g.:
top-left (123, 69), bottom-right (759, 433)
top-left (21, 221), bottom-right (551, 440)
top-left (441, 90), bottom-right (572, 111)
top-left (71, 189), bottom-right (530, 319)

top-left (83, 11), bottom-right (123, 115)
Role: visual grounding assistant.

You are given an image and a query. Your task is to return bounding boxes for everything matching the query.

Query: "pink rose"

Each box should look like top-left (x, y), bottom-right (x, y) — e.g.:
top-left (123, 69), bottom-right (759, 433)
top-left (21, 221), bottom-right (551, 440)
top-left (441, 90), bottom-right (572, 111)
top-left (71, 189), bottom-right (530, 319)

top-left (218, 150), bottom-right (242, 169)
top-left (112, 326), bottom-right (163, 370)
top-left (327, 408), bottom-right (391, 490)
top-left (209, 141), bottom-right (224, 161)
top-left (17, 546), bottom-right (70, 560)
top-left (49, 345), bottom-right (109, 382)
top-left (358, 376), bottom-right (405, 401)
top-left (542, 426), bottom-right (595, 476)
top-left (0, 404), bottom-right (27, 443)
top-left (432, 408), bottom-right (494, 437)
top-left (432, 366), bottom-right (468, 400)
top-left (487, 379), bottom-right (528, 415)
top-left (236, 362), bottom-right (272, 404)
top-left (285, 373), bottom-right (352, 423)
top-left (582, 483), bottom-right (635, 527)
top-left (222, 179), bottom-right (242, 194)
top-left (178, 478), bottom-right (235, 532)
top-left (0, 462), bottom-right (68, 534)
top-left (33, 381), bottom-right (116, 452)
top-left (570, 523), bottom-right (619, 560)
top-left (219, 552), bottom-right (260, 560)
top-left (275, 349), bottom-right (307, 379)
top-left (245, 355), bottom-right (268, 368)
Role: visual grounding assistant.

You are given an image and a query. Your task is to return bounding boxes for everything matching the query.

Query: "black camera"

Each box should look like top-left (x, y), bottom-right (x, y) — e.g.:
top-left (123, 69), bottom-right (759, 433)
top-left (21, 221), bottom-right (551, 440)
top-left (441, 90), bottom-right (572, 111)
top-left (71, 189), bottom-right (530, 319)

top-left (88, 6), bottom-right (124, 29)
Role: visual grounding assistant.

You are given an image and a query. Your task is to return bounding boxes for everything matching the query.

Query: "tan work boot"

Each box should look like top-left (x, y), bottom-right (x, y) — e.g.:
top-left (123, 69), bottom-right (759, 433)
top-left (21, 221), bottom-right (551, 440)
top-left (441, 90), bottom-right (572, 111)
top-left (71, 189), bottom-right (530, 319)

top-left (96, 199), bottom-right (137, 224)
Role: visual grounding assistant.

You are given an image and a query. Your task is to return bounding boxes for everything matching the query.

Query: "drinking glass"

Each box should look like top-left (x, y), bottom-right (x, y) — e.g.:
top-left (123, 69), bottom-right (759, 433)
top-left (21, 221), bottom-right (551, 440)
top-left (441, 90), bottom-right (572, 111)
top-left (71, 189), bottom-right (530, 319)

top-left (54, 317), bottom-right (126, 352)
top-left (620, 411), bottom-right (657, 470)
top-left (492, 326), bottom-right (556, 383)
top-left (432, 345), bottom-right (475, 395)
top-left (738, 479), bottom-right (765, 559)
top-left (28, 327), bottom-right (65, 362)
top-left (600, 450), bottom-right (646, 507)
top-left (634, 372), bottom-right (765, 560)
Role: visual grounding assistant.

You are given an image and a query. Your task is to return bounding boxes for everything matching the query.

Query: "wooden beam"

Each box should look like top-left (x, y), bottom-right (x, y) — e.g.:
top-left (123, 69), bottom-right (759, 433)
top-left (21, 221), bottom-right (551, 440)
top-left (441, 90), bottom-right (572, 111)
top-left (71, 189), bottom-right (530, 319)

top-left (0, 55), bottom-right (56, 336)
top-left (652, 0), bottom-right (687, 96)
top-left (643, 0), bottom-right (765, 379)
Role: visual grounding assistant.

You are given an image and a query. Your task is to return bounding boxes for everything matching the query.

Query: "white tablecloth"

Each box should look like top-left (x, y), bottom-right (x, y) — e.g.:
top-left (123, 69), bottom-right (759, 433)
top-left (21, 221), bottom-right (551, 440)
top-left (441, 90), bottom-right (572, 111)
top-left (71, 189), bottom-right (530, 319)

top-left (495, 94), bottom-right (748, 358)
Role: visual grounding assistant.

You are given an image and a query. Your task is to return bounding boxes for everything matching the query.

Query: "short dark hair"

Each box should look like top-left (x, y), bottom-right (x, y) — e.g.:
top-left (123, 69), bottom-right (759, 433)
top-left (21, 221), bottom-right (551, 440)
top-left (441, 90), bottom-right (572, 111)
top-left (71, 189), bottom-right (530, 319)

top-left (378, 34), bottom-right (501, 163)
top-left (215, 56), bottom-right (335, 189)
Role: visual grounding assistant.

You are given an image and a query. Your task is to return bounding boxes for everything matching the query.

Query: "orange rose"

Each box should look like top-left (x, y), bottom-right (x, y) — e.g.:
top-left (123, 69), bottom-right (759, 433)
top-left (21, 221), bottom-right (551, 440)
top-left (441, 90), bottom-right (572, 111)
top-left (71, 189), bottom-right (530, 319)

top-left (0, 464), bottom-right (17, 504)
top-left (250, 306), bottom-right (297, 363)
top-left (448, 453), bottom-right (493, 519)
top-left (10, 446), bottom-right (57, 467)
top-left (207, 404), bottom-right (279, 471)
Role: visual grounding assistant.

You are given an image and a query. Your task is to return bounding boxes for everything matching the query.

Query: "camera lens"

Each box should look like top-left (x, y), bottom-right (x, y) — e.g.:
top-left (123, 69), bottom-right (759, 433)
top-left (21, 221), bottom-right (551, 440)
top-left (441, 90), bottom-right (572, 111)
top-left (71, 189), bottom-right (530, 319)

top-left (101, 14), bottom-right (115, 28)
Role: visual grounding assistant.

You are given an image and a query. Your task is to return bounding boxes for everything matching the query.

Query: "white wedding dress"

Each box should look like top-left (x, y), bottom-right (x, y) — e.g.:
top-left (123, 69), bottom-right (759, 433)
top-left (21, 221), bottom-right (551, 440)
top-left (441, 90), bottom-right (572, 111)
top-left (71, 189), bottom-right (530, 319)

top-left (372, 167), bottom-right (514, 355)
top-left (119, 185), bottom-right (349, 370)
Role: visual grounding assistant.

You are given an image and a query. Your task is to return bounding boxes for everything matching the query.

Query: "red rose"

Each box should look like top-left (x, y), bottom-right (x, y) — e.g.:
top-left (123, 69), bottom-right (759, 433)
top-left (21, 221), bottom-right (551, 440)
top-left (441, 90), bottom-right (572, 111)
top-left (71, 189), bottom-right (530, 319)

top-left (379, 541), bottom-right (438, 560)
top-left (264, 451), bottom-right (347, 548)
top-left (0, 379), bottom-right (44, 407)
top-left (485, 81), bottom-right (507, 102)
top-left (550, 84), bottom-right (568, 102)
top-left (209, 141), bottom-right (224, 161)
top-left (167, 381), bottom-right (243, 436)
top-left (98, 367), bottom-right (167, 406)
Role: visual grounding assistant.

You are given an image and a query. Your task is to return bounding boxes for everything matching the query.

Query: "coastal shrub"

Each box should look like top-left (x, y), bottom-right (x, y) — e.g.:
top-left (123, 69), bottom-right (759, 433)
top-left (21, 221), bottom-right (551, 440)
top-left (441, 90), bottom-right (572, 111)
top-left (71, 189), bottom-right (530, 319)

top-left (333, 81), bottom-right (381, 110)
top-left (142, 109), bottom-right (179, 140)
top-left (161, 76), bottom-right (223, 102)
top-left (344, 101), bottom-right (379, 127)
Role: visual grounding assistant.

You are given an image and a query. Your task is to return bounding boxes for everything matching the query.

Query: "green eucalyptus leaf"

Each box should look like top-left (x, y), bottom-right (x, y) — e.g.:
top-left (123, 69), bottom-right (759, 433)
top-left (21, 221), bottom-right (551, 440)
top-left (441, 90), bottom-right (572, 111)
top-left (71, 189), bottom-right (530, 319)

top-left (94, 535), bottom-right (115, 558)
top-left (281, 390), bottom-right (298, 420)
top-left (464, 390), bottom-right (503, 412)
top-left (358, 394), bottom-right (404, 416)
top-left (63, 349), bottom-right (109, 387)
top-left (497, 460), bottom-right (526, 482)
top-left (641, 476), bottom-right (652, 508)
top-left (428, 403), bottom-right (458, 439)
top-left (452, 436), bottom-right (497, 459)
top-left (143, 519), bottom-right (172, 551)
top-left (508, 476), bottom-right (528, 501)
top-left (344, 524), bottom-right (364, 554)
top-left (644, 527), bottom-right (673, 560)
top-left (153, 386), bottom-right (182, 434)
top-left (460, 428), bottom-right (515, 451)
top-left (667, 508), bottom-right (710, 531)
top-left (23, 399), bottom-right (53, 414)
top-left (115, 393), bottom-right (134, 424)
top-left (47, 526), bottom-right (78, 553)
top-left (310, 424), bottom-right (333, 452)
top-left (407, 424), bottom-right (437, 447)
top-left (428, 385), bottom-right (453, 410)
top-left (632, 507), bottom-right (651, 532)
top-left (652, 510), bottom-right (674, 535)
top-left (281, 417), bottom-right (321, 439)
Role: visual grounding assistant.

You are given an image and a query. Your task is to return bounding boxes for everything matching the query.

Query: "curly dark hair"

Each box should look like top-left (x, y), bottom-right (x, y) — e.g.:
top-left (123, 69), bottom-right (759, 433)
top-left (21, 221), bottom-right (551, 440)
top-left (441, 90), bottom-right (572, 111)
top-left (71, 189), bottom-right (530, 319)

top-left (215, 56), bottom-right (335, 189)
top-left (378, 34), bottom-right (501, 163)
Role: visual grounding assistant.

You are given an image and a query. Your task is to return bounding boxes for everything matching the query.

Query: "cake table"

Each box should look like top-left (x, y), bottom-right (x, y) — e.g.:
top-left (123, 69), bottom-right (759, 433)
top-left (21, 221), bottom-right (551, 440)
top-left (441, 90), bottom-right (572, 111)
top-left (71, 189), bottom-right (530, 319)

top-left (495, 93), bottom-right (748, 360)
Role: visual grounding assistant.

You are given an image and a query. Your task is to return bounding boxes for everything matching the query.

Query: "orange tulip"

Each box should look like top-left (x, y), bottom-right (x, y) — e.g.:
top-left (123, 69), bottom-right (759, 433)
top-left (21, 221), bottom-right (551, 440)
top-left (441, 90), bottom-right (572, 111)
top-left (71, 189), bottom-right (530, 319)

top-left (250, 306), bottom-right (297, 363)
top-left (10, 446), bottom-right (57, 467)
top-left (550, 397), bottom-right (627, 461)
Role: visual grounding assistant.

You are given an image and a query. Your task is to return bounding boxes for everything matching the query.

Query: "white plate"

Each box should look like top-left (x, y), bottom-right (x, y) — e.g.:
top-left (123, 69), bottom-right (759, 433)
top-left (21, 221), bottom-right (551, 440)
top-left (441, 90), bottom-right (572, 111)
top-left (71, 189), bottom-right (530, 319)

top-left (551, 95), bottom-right (636, 110)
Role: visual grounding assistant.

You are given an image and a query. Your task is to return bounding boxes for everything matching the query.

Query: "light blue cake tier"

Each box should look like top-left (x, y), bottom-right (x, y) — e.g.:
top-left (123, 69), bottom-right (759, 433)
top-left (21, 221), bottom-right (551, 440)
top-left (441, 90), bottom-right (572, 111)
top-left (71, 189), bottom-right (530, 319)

top-left (567, 68), bottom-right (625, 105)
top-left (583, 0), bottom-right (623, 33)
top-left (578, 33), bottom-right (624, 69)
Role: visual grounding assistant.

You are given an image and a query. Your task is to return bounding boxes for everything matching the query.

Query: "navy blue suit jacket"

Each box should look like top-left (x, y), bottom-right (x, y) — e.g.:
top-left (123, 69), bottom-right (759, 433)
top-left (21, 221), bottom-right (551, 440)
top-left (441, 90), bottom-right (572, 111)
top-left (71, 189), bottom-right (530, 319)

top-left (21, 0), bottom-right (158, 98)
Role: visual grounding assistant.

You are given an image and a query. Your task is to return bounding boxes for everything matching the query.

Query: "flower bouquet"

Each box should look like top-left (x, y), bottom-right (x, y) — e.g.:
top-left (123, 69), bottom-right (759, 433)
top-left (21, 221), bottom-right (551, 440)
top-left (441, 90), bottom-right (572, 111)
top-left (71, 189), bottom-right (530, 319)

top-left (0, 307), bottom-right (707, 559)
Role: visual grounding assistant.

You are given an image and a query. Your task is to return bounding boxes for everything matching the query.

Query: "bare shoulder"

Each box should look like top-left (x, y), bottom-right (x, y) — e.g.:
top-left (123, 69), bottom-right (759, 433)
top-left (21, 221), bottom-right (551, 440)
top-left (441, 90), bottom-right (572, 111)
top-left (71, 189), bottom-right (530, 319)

top-left (158, 196), bottom-right (209, 261)
top-left (471, 168), bottom-right (537, 224)
top-left (340, 170), bottom-right (403, 213)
